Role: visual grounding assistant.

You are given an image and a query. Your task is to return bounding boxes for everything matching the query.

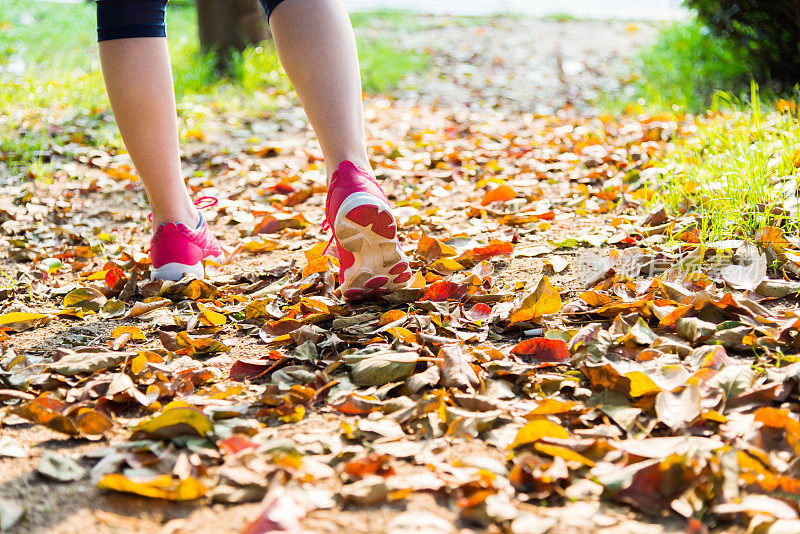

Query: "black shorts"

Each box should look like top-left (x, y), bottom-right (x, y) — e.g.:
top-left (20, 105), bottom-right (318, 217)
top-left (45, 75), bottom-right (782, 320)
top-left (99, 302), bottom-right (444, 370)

top-left (96, 0), bottom-right (286, 42)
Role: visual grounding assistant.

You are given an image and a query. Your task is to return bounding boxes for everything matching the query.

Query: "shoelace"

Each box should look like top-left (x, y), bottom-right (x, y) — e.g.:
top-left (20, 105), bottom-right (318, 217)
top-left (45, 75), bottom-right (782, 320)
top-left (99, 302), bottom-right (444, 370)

top-left (321, 219), bottom-right (336, 256)
top-left (148, 196), bottom-right (219, 224)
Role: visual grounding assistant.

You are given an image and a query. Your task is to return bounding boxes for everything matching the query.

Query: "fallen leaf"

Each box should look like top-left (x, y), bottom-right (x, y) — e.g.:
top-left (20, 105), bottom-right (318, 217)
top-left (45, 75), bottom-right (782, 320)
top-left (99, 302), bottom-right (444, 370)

top-left (0, 312), bottom-right (50, 332)
top-left (98, 473), bottom-right (206, 501)
top-left (350, 352), bottom-right (418, 386)
top-left (440, 343), bottom-right (480, 392)
top-left (508, 276), bottom-right (561, 323)
top-left (510, 418), bottom-right (569, 449)
top-left (510, 338), bottom-right (569, 363)
top-left (36, 453), bottom-right (86, 482)
top-left (133, 407), bottom-right (213, 439)
top-left (481, 185), bottom-right (516, 205)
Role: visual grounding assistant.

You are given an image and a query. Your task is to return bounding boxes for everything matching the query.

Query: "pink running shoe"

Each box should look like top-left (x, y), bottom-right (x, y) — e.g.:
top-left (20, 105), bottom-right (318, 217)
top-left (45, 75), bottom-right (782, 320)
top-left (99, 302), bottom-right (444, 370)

top-left (150, 198), bottom-right (224, 281)
top-left (325, 161), bottom-right (412, 300)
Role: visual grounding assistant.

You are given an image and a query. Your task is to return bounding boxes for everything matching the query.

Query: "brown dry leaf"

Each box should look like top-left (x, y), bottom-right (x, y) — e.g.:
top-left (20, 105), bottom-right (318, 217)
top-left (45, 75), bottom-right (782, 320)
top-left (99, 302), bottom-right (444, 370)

top-left (416, 233), bottom-right (458, 263)
top-left (439, 343), bottom-right (480, 392)
top-left (654, 386), bottom-right (702, 430)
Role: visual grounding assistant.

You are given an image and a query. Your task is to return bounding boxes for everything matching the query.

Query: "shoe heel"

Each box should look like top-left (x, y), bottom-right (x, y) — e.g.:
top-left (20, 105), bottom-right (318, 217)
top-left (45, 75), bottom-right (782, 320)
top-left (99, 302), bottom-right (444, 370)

top-left (151, 261), bottom-right (204, 281)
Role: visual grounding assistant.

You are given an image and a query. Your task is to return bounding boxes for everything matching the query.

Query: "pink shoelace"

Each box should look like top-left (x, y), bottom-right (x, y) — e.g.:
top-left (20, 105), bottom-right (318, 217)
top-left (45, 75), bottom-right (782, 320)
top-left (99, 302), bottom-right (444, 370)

top-left (321, 219), bottom-right (336, 256)
top-left (148, 196), bottom-right (219, 224)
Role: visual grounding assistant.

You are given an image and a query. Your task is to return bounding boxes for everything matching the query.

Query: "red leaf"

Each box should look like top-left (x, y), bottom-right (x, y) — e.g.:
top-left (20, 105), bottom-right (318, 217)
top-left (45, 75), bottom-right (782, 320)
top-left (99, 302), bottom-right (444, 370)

top-left (511, 338), bottom-right (570, 363)
top-left (343, 453), bottom-right (395, 480)
top-left (229, 358), bottom-right (270, 382)
top-left (217, 435), bottom-right (258, 455)
top-left (105, 266), bottom-right (125, 289)
top-left (472, 240), bottom-right (513, 261)
top-left (420, 280), bottom-right (469, 302)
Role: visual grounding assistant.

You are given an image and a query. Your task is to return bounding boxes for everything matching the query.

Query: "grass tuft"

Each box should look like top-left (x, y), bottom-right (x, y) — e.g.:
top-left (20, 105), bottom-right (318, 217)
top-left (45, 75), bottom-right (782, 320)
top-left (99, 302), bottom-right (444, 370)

top-left (651, 84), bottom-right (800, 242)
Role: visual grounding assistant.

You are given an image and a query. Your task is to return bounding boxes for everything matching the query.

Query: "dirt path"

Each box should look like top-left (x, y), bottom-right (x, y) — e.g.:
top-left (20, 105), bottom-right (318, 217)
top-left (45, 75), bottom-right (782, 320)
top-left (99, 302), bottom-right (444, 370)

top-left (365, 16), bottom-right (660, 113)
top-left (344, 0), bottom-right (688, 20)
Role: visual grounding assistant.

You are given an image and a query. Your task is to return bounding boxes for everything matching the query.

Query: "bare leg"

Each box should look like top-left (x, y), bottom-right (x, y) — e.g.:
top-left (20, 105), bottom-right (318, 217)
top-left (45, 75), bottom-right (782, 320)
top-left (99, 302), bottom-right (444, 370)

top-left (99, 37), bottom-right (198, 227)
top-left (269, 0), bottom-right (370, 181)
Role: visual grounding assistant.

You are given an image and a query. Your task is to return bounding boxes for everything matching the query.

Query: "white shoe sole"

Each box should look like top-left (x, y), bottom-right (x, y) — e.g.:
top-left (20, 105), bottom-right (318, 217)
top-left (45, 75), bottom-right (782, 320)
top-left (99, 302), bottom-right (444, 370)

top-left (334, 192), bottom-right (412, 300)
top-left (151, 254), bottom-right (224, 281)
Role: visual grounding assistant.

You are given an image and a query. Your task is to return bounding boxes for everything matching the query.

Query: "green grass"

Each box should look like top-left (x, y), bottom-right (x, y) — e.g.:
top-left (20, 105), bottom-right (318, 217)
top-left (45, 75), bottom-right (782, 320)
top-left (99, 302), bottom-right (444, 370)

top-left (0, 1), bottom-right (428, 176)
top-left (621, 21), bottom-right (754, 113)
top-left (650, 85), bottom-right (800, 242)
top-left (543, 13), bottom-right (579, 23)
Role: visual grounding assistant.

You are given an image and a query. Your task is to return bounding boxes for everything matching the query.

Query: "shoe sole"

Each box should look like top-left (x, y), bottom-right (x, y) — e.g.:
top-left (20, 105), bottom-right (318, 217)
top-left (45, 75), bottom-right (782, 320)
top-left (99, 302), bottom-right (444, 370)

top-left (334, 192), bottom-right (412, 301)
top-left (151, 254), bottom-right (224, 281)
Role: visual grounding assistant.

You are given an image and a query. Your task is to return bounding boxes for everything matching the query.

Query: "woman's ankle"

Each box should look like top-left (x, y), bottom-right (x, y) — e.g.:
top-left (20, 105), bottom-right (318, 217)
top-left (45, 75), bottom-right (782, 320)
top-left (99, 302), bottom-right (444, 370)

top-left (151, 206), bottom-right (200, 228)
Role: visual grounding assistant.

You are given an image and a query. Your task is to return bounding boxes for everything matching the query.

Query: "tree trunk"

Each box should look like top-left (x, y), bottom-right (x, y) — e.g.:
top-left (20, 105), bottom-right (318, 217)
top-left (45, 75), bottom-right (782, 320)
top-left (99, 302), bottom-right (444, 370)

top-left (196, 0), bottom-right (270, 70)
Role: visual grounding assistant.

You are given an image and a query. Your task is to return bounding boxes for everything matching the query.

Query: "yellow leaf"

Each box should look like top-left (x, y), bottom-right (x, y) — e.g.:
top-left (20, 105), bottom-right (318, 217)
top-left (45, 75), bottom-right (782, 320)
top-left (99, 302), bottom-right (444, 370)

top-left (174, 477), bottom-right (207, 500)
top-left (241, 235), bottom-right (280, 253)
top-left (198, 309), bottom-right (226, 327)
top-left (702, 410), bottom-right (727, 423)
top-left (98, 473), bottom-right (206, 501)
top-left (429, 258), bottom-right (465, 275)
top-left (244, 299), bottom-right (273, 320)
top-left (409, 272), bottom-right (426, 289)
top-left (105, 164), bottom-right (138, 181)
top-left (184, 128), bottom-right (207, 142)
top-left (304, 241), bottom-right (328, 262)
top-left (63, 287), bottom-right (106, 311)
top-left (85, 269), bottom-right (110, 281)
top-left (280, 405), bottom-right (305, 423)
top-left (416, 233), bottom-right (458, 263)
top-left (111, 326), bottom-right (145, 341)
top-left (509, 276), bottom-right (561, 323)
top-left (133, 407), bottom-right (213, 439)
top-left (386, 327), bottom-right (416, 343)
top-left (0, 312), bottom-right (50, 332)
top-left (303, 256), bottom-right (333, 278)
top-left (626, 371), bottom-right (661, 397)
top-left (130, 354), bottom-right (147, 375)
top-left (528, 398), bottom-right (578, 416)
top-left (300, 297), bottom-right (332, 315)
top-left (534, 442), bottom-right (595, 467)
top-left (510, 418), bottom-right (569, 449)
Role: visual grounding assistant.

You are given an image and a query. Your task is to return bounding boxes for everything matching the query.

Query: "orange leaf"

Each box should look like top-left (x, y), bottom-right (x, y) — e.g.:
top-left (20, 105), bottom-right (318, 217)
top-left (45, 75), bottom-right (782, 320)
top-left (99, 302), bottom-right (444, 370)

top-left (480, 185), bottom-right (516, 206)
top-left (472, 240), bottom-right (514, 260)
top-left (511, 338), bottom-right (569, 363)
